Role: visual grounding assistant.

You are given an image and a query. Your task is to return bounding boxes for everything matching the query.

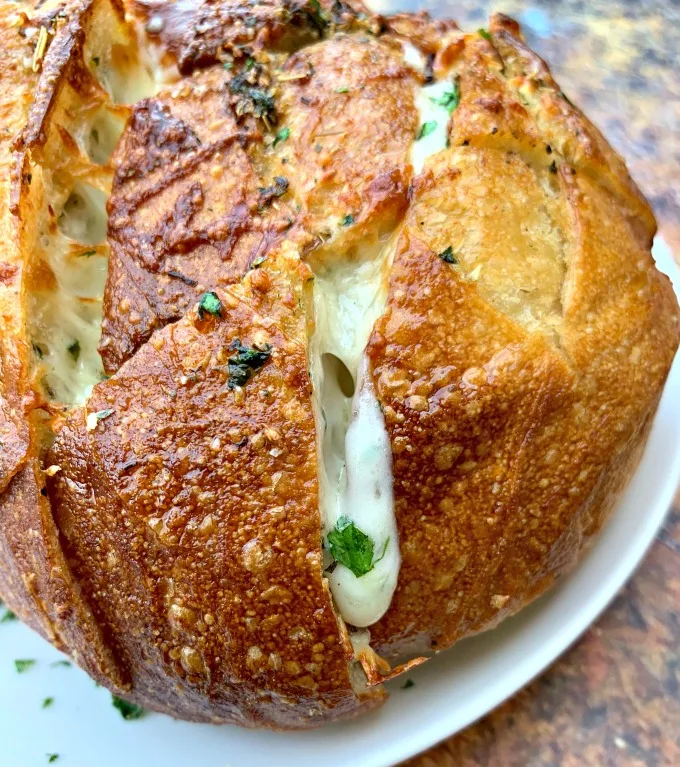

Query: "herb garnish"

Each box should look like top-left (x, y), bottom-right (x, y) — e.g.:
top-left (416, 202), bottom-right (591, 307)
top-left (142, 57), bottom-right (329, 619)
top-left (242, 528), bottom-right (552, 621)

top-left (478, 28), bottom-right (492, 41)
top-left (1, 609), bottom-right (17, 623)
top-left (438, 246), bottom-right (458, 264)
top-left (15, 659), bottom-right (36, 673)
top-left (340, 214), bottom-right (354, 227)
top-left (67, 340), bottom-right (80, 362)
top-left (167, 269), bottom-right (198, 287)
top-left (417, 121), bottom-right (437, 140)
top-left (229, 71), bottom-right (276, 125)
top-left (431, 81), bottom-right (460, 114)
top-left (401, 679), bottom-right (415, 689)
top-left (47, 755), bottom-right (59, 763)
top-left (326, 516), bottom-right (388, 578)
top-left (335, 85), bottom-right (350, 93)
top-left (80, 249), bottom-right (97, 257)
top-left (112, 695), bottom-right (145, 720)
top-left (227, 339), bottom-right (272, 389)
top-left (273, 126), bottom-right (290, 147)
top-left (258, 176), bottom-right (289, 206)
top-left (50, 660), bottom-right (71, 668)
top-left (306, 0), bottom-right (329, 33)
top-left (42, 697), bottom-right (54, 709)
top-left (197, 291), bottom-right (223, 319)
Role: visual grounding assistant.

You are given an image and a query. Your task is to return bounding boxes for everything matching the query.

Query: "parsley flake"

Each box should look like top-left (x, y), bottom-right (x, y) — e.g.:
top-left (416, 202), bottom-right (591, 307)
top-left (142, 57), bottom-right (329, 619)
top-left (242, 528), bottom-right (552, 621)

top-left (15, 659), bottom-right (36, 673)
top-left (47, 755), bottom-right (59, 764)
top-left (273, 126), bottom-right (290, 147)
top-left (112, 695), bottom-right (145, 720)
top-left (197, 291), bottom-right (222, 319)
top-left (326, 517), bottom-right (388, 578)
top-left (431, 81), bottom-right (460, 114)
top-left (227, 339), bottom-right (272, 389)
top-left (258, 176), bottom-right (289, 205)
top-left (1, 609), bottom-right (17, 623)
top-left (417, 121), bottom-right (437, 140)
top-left (50, 660), bottom-right (71, 668)
top-left (67, 340), bottom-right (80, 362)
top-left (42, 697), bottom-right (54, 709)
top-left (438, 246), bottom-right (458, 264)
top-left (401, 678), bottom-right (415, 689)
top-left (306, 0), bottom-right (329, 33)
top-left (335, 85), bottom-right (350, 93)
top-left (478, 28), bottom-right (492, 41)
top-left (340, 214), bottom-right (354, 227)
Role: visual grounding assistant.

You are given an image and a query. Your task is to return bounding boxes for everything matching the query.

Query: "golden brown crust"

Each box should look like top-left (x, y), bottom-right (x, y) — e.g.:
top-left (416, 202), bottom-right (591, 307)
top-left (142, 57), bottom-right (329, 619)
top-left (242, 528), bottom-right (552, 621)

top-left (0, 0), bottom-right (677, 731)
top-left (100, 63), bottom-right (299, 371)
top-left (366, 21), bottom-right (679, 655)
top-left (49, 275), bottom-right (381, 725)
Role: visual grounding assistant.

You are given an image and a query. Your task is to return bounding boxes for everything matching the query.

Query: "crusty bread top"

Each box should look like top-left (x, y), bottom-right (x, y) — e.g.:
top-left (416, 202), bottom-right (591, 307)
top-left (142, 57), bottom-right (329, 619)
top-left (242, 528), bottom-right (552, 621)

top-left (0, 0), bottom-right (677, 730)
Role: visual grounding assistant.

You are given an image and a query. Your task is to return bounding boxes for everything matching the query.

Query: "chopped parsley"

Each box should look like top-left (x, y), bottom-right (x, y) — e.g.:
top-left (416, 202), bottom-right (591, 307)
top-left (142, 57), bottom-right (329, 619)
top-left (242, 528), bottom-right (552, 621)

top-left (67, 340), bottom-right (80, 362)
top-left (229, 72), bottom-right (276, 124)
top-left (306, 0), bottom-right (329, 33)
top-left (197, 291), bottom-right (223, 319)
top-left (15, 659), bottom-right (36, 673)
top-left (417, 121), bottom-right (437, 140)
top-left (112, 695), bottom-right (145, 720)
top-left (401, 679), bottom-right (415, 689)
top-left (1, 609), bottom-right (17, 623)
top-left (326, 516), bottom-right (388, 578)
top-left (438, 246), bottom-right (458, 264)
top-left (47, 755), bottom-right (59, 764)
top-left (478, 28), bottom-right (492, 41)
top-left (258, 176), bottom-right (289, 205)
top-left (340, 214), bottom-right (354, 227)
top-left (335, 85), bottom-right (350, 93)
top-left (50, 660), bottom-right (71, 668)
top-left (80, 249), bottom-right (97, 257)
top-left (431, 81), bottom-right (460, 114)
top-left (91, 56), bottom-right (100, 66)
top-left (42, 697), bottom-right (54, 709)
top-left (227, 339), bottom-right (272, 389)
top-left (273, 126), bottom-right (290, 147)
top-left (95, 409), bottom-right (114, 422)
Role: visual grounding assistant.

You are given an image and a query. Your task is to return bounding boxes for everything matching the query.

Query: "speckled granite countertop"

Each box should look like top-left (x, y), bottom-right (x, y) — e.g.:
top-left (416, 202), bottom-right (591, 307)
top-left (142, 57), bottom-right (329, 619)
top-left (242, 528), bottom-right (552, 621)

top-left (370, 1), bottom-right (680, 765)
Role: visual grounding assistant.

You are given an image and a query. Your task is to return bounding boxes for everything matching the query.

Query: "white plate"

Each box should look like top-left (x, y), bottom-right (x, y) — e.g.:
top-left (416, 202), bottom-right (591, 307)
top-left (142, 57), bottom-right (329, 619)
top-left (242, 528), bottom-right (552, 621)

top-left (1, 239), bottom-right (679, 767)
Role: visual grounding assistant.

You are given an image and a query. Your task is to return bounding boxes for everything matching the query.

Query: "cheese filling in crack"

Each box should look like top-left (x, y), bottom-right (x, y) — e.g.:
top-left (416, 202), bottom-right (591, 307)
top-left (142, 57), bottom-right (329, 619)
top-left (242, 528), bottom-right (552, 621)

top-left (310, 253), bottom-right (399, 629)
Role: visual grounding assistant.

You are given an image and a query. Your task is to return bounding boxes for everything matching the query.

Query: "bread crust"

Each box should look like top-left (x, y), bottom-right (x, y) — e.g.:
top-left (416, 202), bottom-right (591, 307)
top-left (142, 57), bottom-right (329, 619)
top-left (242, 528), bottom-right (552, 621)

top-left (0, 0), bottom-right (677, 729)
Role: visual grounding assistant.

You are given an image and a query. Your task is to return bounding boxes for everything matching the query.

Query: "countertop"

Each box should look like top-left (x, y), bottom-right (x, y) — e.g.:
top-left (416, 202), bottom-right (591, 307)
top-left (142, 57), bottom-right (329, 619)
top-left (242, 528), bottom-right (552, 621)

top-left (370, 1), bottom-right (680, 765)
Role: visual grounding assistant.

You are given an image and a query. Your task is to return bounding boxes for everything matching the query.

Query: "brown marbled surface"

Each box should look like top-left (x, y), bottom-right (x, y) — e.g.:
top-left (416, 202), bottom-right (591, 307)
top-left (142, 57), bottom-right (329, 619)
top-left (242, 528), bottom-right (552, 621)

top-left (367, 1), bottom-right (680, 765)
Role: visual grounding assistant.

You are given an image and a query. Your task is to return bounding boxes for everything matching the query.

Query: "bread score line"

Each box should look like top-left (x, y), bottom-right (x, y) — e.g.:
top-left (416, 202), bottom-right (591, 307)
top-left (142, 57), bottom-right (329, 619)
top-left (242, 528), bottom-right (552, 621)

top-left (0, 0), bottom-right (677, 729)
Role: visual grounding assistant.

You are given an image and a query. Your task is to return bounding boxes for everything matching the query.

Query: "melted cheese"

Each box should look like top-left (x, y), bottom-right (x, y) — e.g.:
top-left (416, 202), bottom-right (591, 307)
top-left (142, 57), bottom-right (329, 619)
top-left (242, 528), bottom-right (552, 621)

top-left (411, 79), bottom-right (453, 174)
top-left (31, 183), bottom-right (110, 405)
top-left (29, 33), bottom-right (161, 406)
top-left (310, 253), bottom-right (399, 628)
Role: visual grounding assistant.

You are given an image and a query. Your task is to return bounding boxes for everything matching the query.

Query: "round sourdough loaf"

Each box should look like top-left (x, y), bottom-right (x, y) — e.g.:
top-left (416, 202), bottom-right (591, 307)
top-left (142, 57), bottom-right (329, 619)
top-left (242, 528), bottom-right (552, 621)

top-left (0, 0), bottom-right (677, 728)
